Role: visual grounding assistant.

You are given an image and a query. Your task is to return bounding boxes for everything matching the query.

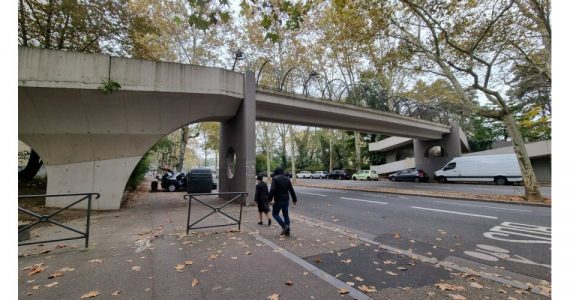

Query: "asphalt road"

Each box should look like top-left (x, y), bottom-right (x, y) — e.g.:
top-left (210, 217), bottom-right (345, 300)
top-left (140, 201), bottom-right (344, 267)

top-left (297, 178), bottom-right (552, 197)
top-left (292, 185), bottom-right (552, 282)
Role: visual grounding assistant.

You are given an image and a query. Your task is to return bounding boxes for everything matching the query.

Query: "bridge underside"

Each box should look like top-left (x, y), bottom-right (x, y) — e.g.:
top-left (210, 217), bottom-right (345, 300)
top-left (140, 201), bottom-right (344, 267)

top-left (19, 87), bottom-right (245, 210)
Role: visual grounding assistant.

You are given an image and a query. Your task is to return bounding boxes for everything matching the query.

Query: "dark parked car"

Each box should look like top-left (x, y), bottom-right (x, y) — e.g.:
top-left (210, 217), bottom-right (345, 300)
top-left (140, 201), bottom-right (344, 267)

top-left (157, 170), bottom-right (187, 192)
top-left (157, 168), bottom-right (217, 192)
top-left (388, 168), bottom-right (429, 182)
top-left (327, 170), bottom-right (350, 180)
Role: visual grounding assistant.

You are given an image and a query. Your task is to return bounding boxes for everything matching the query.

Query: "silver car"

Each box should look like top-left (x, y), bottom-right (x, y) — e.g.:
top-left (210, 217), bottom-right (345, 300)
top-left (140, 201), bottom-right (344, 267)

top-left (311, 171), bottom-right (329, 179)
top-left (296, 171), bottom-right (312, 179)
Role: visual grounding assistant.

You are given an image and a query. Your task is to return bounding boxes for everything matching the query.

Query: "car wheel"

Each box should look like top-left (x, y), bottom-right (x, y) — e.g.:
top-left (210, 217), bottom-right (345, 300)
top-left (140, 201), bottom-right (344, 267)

top-left (389, 177), bottom-right (396, 182)
top-left (167, 184), bottom-right (176, 192)
top-left (414, 177), bottom-right (420, 183)
top-left (438, 176), bottom-right (447, 183)
top-left (352, 176), bottom-right (357, 180)
top-left (366, 177), bottom-right (371, 181)
top-left (495, 176), bottom-right (508, 185)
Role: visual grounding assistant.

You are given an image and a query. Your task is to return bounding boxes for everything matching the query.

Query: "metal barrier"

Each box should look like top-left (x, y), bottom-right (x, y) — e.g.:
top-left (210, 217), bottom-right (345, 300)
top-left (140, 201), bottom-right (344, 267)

top-left (18, 193), bottom-right (100, 248)
top-left (184, 192), bottom-right (247, 234)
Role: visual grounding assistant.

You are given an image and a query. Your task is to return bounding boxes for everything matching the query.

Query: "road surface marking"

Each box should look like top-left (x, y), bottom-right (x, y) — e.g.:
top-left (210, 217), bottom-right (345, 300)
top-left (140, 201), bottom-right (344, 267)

top-left (471, 187), bottom-right (508, 192)
top-left (411, 206), bottom-right (498, 219)
top-left (298, 192), bottom-right (327, 197)
top-left (433, 201), bottom-right (532, 212)
top-left (483, 222), bottom-right (551, 244)
top-left (341, 197), bottom-right (388, 205)
top-left (397, 196), bottom-right (410, 200)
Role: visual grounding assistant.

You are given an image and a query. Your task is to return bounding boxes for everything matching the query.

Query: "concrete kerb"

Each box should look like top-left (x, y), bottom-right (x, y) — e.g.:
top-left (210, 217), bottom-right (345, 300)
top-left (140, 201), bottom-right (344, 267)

top-left (294, 183), bottom-right (551, 208)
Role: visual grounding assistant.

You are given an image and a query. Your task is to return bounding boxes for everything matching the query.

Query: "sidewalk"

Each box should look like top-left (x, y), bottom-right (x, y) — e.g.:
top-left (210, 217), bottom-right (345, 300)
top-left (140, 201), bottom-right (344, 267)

top-left (18, 182), bottom-right (549, 299)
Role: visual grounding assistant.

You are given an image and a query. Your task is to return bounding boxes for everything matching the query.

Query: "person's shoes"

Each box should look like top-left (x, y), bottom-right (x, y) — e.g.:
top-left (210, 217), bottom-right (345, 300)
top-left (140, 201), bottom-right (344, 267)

top-left (284, 225), bottom-right (290, 236)
top-left (268, 219), bottom-right (272, 226)
top-left (280, 226), bottom-right (286, 235)
top-left (258, 221), bottom-right (263, 225)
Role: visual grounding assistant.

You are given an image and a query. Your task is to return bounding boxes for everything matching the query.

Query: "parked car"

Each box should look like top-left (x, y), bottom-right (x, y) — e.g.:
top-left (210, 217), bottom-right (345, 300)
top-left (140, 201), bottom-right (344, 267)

top-left (388, 168), bottom-right (429, 182)
top-left (311, 171), bottom-right (329, 179)
top-left (157, 170), bottom-right (187, 192)
top-left (434, 154), bottom-right (522, 185)
top-left (296, 171), bottom-right (312, 179)
top-left (284, 171), bottom-right (293, 178)
top-left (257, 171), bottom-right (274, 178)
top-left (351, 170), bottom-right (379, 181)
top-left (327, 170), bottom-right (350, 180)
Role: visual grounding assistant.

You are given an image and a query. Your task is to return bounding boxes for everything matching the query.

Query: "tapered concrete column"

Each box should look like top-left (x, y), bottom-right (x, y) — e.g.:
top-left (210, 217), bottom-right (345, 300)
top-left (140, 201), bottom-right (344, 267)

top-left (413, 121), bottom-right (462, 180)
top-left (45, 157), bottom-right (141, 210)
top-left (219, 71), bottom-right (256, 205)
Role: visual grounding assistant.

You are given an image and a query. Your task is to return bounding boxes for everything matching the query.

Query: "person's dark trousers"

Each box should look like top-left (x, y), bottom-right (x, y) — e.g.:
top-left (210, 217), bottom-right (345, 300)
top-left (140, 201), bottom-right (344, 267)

top-left (272, 201), bottom-right (290, 228)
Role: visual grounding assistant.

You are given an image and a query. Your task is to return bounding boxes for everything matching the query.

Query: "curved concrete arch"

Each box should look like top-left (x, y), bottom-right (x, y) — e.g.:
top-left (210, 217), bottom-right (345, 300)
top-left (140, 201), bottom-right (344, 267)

top-left (19, 47), bottom-right (252, 210)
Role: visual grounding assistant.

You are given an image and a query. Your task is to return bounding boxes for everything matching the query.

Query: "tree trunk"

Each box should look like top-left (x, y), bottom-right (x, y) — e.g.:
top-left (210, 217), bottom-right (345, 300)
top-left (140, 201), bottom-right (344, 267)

top-left (177, 126), bottom-right (189, 172)
top-left (19, 150), bottom-right (43, 182)
top-left (354, 131), bottom-right (361, 171)
top-left (329, 129), bottom-right (333, 173)
top-left (502, 113), bottom-right (543, 201)
top-left (289, 125), bottom-right (296, 184)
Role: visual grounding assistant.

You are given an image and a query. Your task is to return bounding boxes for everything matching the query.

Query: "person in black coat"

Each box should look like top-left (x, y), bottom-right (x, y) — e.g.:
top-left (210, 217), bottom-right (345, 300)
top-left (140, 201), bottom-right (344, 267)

top-left (254, 175), bottom-right (271, 226)
top-left (268, 167), bottom-right (297, 236)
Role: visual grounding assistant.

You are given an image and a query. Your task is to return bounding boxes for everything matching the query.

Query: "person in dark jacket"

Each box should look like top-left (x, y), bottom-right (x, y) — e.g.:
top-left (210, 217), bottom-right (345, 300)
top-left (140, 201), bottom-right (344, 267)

top-left (254, 175), bottom-right (271, 226)
top-left (268, 167), bottom-right (297, 236)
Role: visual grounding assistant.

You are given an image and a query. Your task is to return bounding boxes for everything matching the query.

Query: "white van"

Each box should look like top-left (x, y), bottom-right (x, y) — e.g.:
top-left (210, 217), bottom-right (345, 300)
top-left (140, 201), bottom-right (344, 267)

top-left (434, 154), bottom-right (523, 185)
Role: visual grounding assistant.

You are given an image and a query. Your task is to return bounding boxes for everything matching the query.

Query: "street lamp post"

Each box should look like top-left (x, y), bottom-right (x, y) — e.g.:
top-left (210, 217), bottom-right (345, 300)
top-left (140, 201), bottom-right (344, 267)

top-left (303, 71), bottom-right (319, 96)
top-left (232, 49), bottom-right (245, 71)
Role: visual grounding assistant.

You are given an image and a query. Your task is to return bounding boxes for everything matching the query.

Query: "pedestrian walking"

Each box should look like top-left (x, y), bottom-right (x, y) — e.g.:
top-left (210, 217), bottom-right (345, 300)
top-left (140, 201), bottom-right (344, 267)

top-left (268, 167), bottom-right (297, 236)
top-left (254, 175), bottom-right (271, 226)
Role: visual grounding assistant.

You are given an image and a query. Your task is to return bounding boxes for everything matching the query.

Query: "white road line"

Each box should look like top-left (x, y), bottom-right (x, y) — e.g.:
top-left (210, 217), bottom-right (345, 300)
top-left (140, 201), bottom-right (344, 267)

top-left (341, 197), bottom-right (388, 205)
top-left (433, 201), bottom-right (532, 212)
top-left (411, 206), bottom-right (498, 219)
top-left (471, 187), bottom-right (508, 192)
top-left (297, 192), bottom-right (327, 197)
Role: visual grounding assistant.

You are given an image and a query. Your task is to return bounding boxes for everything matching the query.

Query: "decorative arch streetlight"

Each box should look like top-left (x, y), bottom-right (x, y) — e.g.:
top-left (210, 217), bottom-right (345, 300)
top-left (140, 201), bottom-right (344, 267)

top-left (279, 67), bottom-right (303, 91)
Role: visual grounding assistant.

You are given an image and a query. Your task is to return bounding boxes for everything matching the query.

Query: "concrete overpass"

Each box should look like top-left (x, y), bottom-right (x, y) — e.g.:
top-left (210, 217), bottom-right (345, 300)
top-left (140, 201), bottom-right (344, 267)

top-left (19, 47), bottom-right (456, 209)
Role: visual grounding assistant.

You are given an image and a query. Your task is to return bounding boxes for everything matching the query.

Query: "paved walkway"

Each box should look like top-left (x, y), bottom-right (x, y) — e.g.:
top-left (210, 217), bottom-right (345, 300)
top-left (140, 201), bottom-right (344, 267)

top-left (18, 180), bottom-right (549, 299)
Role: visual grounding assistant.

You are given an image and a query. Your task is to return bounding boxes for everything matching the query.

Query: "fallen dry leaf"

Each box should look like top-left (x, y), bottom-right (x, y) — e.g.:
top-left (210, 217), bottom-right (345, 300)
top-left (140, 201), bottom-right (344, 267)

top-left (245, 251), bottom-right (252, 255)
top-left (447, 294), bottom-right (466, 300)
top-left (132, 266), bottom-right (141, 271)
top-left (285, 281), bottom-right (293, 286)
top-left (435, 283), bottom-right (465, 291)
top-left (192, 278), bottom-right (199, 287)
top-left (470, 282), bottom-right (483, 289)
top-left (340, 259), bottom-right (352, 264)
top-left (56, 244), bottom-right (67, 249)
top-left (338, 288), bottom-right (349, 295)
top-left (314, 257), bottom-right (322, 263)
top-left (40, 250), bottom-right (51, 254)
top-left (175, 264), bottom-right (185, 272)
top-left (383, 260), bottom-right (396, 265)
top-left (208, 255), bottom-right (218, 260)
top-left (267, 293), bottom-right (279, 300)
top-left (185, 260), bottom-right (193, 265)
top-left (394, 233), bottom-right (401, 239)
top-left (499, 289), bottom-right (507, 294)
top-left (398, 267), bottom-right (408, 271)
top-left (45, 282), bottom-right (58, 288)
top-left (427, 291), bottom-right (435, 296)
top-left (355, 276), bottom-right (364, 282)
top-left (32, 285), bottom-right (39, 290)
top-left (57, 267), bottom-right (75, 272)
top-left (507, 297), bottom-right (518, 300)
top-left (80, 291), bottom-right (100, 298)
top-left (28, 265), bottom-right (46, 276)
top-left (386, 271), bottom-right (398, 276)
top-left (111, 291), bottom-right (121, 296)
top-left (89, 259), bottom-right (103, 264)
top-left (358, 285), bottom-right (377, 293)
top-left (346, 282), bottom-right (355, 286)
top-left (48, 271), bottom-right (64, 279)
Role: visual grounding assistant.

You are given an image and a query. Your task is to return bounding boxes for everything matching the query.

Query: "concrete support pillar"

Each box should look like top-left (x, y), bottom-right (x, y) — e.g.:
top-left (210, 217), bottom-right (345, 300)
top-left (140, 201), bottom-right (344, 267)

top-left (45, 156), bottom-right (141, 210)
top-left (219, 71), bottom-right (256, 205)
top-left (413, 121), bottom-right (462, 180)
